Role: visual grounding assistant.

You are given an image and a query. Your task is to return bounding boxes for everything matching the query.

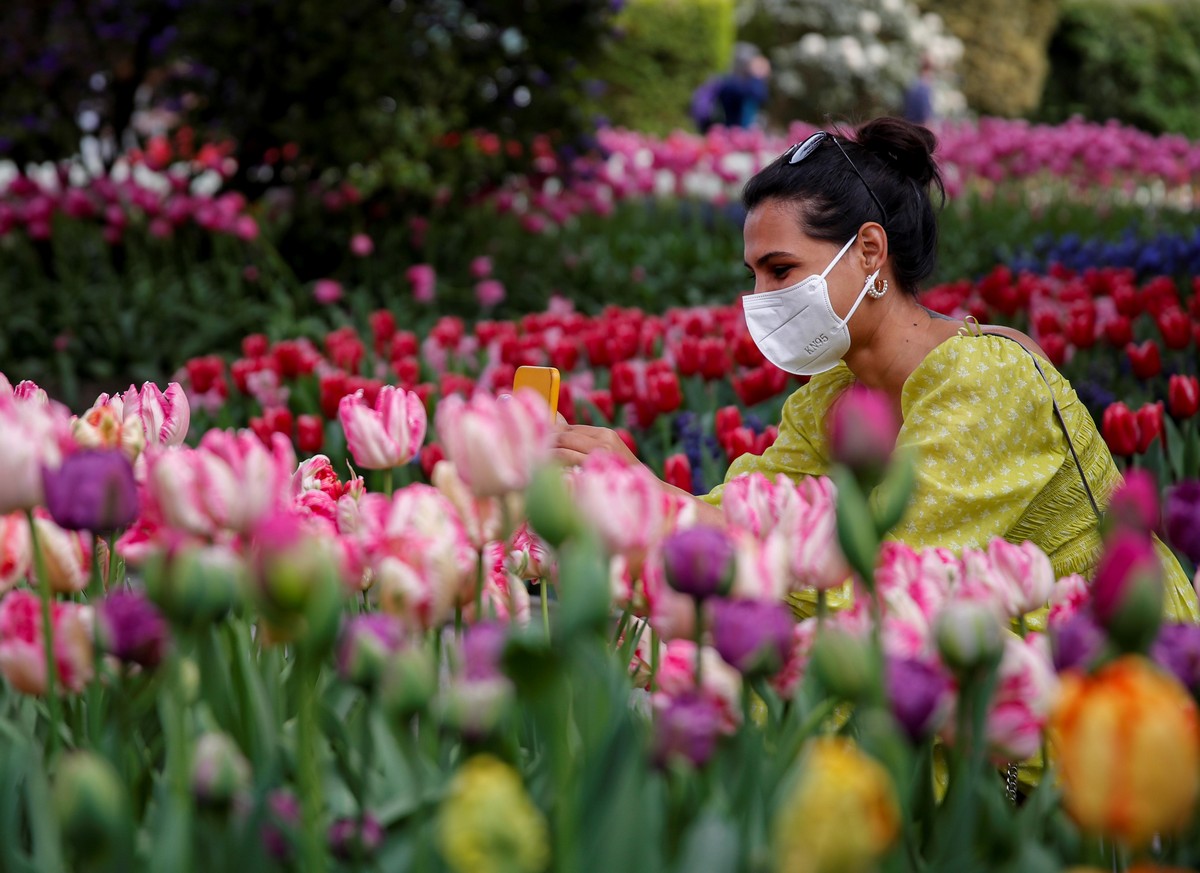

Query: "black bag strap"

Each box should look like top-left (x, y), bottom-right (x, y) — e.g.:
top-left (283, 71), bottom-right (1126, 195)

top-left (969, 324), bottom-right (1104, 522)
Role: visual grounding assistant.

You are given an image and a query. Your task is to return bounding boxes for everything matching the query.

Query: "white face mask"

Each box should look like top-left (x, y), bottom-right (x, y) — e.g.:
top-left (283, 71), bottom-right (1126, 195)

top-left (742, 236), bottom-right (880, 376)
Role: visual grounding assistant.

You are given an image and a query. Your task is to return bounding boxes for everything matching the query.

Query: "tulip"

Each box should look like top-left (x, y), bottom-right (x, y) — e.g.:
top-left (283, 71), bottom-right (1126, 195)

top-left (0, 512), bottom-right (31, 593)
top-left (663, 453), bottom-right (693, 493)
top-left (42, 449), bottom-right (139, 534)
top-left (329, 814), bottom-right (384, 861)
top-left (1092, 530), bottom-right (1163, 653)
top-left (1164, 481), bottom-right (1200, 564)
top-left (53, 752), bottom-right (127, 856)
top-left (29, 514), bottom-right (90, 594)
top-left (1051, 612), bottom-right (1106, 673)
top-left (379, 644), bottom-right (436, 717)
top-left (1135, 402), bottom-right (1163, 454)
top-left (1106, 469), bottom-right (1160, 533)
top-left (1101, 401), bottom-right (1139, 457)
top-left (714, 405), bottom-right (742, 439)
top-left (192, 732), bottom-right (251, 810)
top-left (349, 233), bottom-right (374, 257)
top-left (986, 538), bottom-right (1056, 617)
top-left (436, 756), bottom-right (548, 873)
top-left (261, 790), bottom-right (301, 862)
top-left (249, 513), bottom-right (344, 650)
top-left (652, 691), bottom-right (725, 767)
top-left (935, 600), bottom-right (1003, 673)
top-left (573, 451), bottom-right (670, 555)
top-left (0, 391), bottom-right (72, 513)
top-left (708, 597), bottom-right (794, 677)
top-left (295, 414), bottom-right (324, 453)
top-left (983, 633), bottom-right (1059, 761)
top-left (405, 264), bottom-right (436, 302)
top-left (885, 656), bottom-right (951, 741)
top-left (1126, 340), bottom-right (1162, 379)
top-left (431, 459), bottom-right (519, 549)
top-left (313, 279), bottom-right (343, 305)
top-left (721, 472), bottom-right (798, 539)
top-left (1168, 374), bottom-right (1200, 420)
top-left (435, 391), bottom-right (553, 498)
top-left (72, 400), bottom-right (145, 460)
top-left (0, 590), bottom-right (94, 694)
top-left (337, 613), bottom-right (406, 690)
top-left (96, 590), bottom-right (169, 669)
top-left (661, 525), bottom-right (735, 601)
top-left (338, 385), bottom-right (426, 471)
top-left (1151, 623), bottom-right (1200, 694)
top-left (134, 382), bottom-right (191, 449)
top-left (810, 627), bottom-right (875, 701)
top-left (827, 384), bottom-right (899, 483)
top-left (773, 737), bottom-right (899, 873)
top-left (1052, 656), bottom-right (1200, 847)
top-left (1157, 307), bottom-right (1192, 350)
top-left (145, 544), bottom-right (243, 627)
top-left (475, 279), bottom-right (505, 308)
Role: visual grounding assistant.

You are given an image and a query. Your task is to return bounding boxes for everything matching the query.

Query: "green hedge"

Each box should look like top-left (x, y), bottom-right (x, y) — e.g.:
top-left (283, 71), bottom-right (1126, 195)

top-left (1038, 0), bottom-right (1200, 137)
top-left (593, 0), bottom-right (735, 133)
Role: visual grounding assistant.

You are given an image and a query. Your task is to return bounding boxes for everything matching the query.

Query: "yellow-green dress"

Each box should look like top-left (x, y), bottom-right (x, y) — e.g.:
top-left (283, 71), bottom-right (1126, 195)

top-left (700, 331), bottom-right (1200, 622)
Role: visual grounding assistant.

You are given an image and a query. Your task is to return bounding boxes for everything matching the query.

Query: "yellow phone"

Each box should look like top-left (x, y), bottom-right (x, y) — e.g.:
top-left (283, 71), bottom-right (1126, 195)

top-left (513, 366), bottom-right (561, 419)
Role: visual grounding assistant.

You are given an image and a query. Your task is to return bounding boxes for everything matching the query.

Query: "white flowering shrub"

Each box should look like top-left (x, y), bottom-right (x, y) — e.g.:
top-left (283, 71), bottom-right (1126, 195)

top-left (736, 0), bottom-right (965, 124)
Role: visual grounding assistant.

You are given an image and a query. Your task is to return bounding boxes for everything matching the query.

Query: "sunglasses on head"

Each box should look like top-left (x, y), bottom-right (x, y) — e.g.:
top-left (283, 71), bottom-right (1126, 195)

top-left (785, 131), bottom-right (889, 226)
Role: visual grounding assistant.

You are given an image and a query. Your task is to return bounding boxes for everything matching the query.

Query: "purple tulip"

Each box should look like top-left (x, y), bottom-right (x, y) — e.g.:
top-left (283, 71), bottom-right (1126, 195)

top-left (42, 450), bottom-right (139, 533)
top-left (337, 614), bottom-right (405, 689)
top-left (708, 598), bottom-right (794, 677)
top-left (461, 621), bottom-right (508, 681)
top-left (329, 813), bottom-right (384, 861)
top-left (261, 790), bottom-right (300, 862)
top-left (653, 692), bottom-right (723, 768)
top-left (661, 525), bottom-right (735, 600)
top-left (1050, 612), bottom-right (1106, 674)
top-left (1165, 481), bottom-right (1200, 565)
top-left (1107, 469), bottom-right (1160, 533)
top-left (885, 657), bottom-right (951, 741)
top-left (1151, 623), bottom-right (1200, 693)
top-left (96, 591), bottom-right (170, 669)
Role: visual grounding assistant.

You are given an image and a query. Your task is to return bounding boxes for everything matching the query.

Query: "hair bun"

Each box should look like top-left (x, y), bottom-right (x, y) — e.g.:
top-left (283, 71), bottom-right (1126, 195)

top-left (854, 116), bottom-right (938, 189)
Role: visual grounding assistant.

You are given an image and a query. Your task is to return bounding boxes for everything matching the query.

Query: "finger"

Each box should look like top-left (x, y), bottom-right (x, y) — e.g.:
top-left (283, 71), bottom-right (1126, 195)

top-left (553, 430), bottom-right (603, 453)
top-left (551, 448), bottom-right (589, 467)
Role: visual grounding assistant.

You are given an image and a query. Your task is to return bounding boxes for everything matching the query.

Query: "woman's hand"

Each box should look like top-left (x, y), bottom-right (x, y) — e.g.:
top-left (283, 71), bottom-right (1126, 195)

top-left (551, 423), bottom-right (639, 468)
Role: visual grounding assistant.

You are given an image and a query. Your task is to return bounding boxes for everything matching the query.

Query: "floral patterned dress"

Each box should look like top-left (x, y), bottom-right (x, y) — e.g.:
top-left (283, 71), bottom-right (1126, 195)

top-left (701, 331), bottom-right (1200, 623)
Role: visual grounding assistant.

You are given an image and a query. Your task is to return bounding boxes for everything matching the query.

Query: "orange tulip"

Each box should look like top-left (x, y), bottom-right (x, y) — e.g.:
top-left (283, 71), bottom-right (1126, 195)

top-left (1051, 656), bottom-right (1200, 847)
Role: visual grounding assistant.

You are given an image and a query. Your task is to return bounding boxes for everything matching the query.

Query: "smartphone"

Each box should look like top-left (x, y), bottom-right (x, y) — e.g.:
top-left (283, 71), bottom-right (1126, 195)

top-left (513, 366), bottom-right (561, 419)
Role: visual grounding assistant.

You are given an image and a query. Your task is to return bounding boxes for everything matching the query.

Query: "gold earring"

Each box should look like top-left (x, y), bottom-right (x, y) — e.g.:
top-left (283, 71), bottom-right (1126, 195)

top-left (867, 277), bottom-right (888, 299)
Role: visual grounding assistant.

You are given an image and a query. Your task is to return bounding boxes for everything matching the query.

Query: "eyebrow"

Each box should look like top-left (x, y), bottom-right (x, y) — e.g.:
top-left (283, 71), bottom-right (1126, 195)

top-left (743, 250), bottom-right (798, 270)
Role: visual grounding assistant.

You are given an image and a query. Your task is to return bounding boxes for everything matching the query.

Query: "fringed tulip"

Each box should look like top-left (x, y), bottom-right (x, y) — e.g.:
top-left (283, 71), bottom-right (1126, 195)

top-left (435, 390), bottom-right (553, 497)
top-left (0, 590), bottom-right (94, 695)
top-left (338, 385), bottom-right (427, 470)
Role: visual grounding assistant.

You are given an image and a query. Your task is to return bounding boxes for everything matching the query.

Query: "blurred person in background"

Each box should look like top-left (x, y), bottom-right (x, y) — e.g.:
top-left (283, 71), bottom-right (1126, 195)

top-left (902, 55), bottom-right (937, 127)
top-left (717, 42), bottom-right (771, 129)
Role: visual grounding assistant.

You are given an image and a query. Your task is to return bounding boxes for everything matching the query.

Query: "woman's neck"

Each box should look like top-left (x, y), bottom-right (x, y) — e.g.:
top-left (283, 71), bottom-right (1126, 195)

top-left (842, 296), bottom-right (961, 402)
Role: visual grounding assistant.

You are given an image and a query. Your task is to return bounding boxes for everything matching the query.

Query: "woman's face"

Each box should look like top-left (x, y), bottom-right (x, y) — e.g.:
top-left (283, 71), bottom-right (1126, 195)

top-left (742, 200), bottom-right (868, 322)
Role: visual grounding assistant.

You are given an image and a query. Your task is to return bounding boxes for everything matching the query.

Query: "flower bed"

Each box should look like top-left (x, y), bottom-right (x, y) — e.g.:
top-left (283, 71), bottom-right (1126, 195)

top-left (1, 370), bottom-right (1199, 870)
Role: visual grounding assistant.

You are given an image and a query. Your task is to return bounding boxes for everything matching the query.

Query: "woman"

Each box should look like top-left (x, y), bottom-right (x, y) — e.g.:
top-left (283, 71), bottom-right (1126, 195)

top-left (553, 116), bottom-right (1199, 621)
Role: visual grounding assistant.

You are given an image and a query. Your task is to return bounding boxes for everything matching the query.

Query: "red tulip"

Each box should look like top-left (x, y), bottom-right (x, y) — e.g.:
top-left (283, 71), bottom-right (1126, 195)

top-left (588, 389), bottom-right (615, 423)
top-left (319, 372), bottom-right (349, 419)
top-left (664, 454), bottom-right (693, 492)
top-left (675, 337), bottom-right (702, 377)
top-left (549, 339), bottom-right (579, 373)
top-left (1033, 310), bottom-right (1061, 337)
top-left (1104, 316), bottom-right (1133, 348)
top-left (557, 382), bottom-right (576, 424)
top-left (1111, 283), bottom-right (1140, 318)
top-left (389, 331), bottom-right (418, 361)
top-left (1041, 333), bottom-right (1067, 368)
top-left (754, 425), bottom-right (779, 455)
top-left (714, 408), bottom-right (741, 441)
top-left (1135, 402), bottom-right (1164, 454)
top-left (1126, 341), bottom-right (1162, 379)
top-left (733, 331), bottom-right (765, 367)
top-left (262, 406), bottom-right (294, 436)
top-left (698, 338), bottom-right (728, 381)
top-left (392, 356), bottom-right (420, 387)
top-left (296, 415), bottom-right (324, 453)
top-left (249, 416), bottom-right (271, 445)
top-left (1157, 307), bottom-right (1192, 350)
top-left (1065, 310), bottom-right (1096, 349)
top-left (1168, 374), bottom-right (1200, 420)
top-left (419, 442), bottom-right (445, 480)
top-left (369, 310), bottom-right (397, 355)
top-left (242, 333), bottom-right (269, 358)
top-left (1102, 402), bottom-right (1139, 457)
top-left (610, 362), bottom-right (638, 405)
top-left (616, 428), bottom-right (638, 458)
top-left (650, 371), bottom-right (682, 414)
top-left (724, 426), bottom-right (755, 462)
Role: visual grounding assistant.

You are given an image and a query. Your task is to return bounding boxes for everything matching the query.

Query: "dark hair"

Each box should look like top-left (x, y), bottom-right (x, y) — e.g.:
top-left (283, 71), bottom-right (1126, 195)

top-left (742, 117), bottom-right (944, 296)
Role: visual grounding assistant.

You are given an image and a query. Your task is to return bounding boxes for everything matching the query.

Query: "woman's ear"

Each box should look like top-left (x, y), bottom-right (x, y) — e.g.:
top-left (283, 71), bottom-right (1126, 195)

top-left (858, 222), bottom-right (889, 275)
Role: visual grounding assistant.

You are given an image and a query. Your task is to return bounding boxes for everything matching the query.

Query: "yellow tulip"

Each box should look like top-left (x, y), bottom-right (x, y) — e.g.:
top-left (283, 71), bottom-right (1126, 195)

top-left (1051, 655), bottom-right (1200, 848)
top-left (774, 737), bottom-right (900, 873)
top-left (437, 754), bottom-right (548, 873)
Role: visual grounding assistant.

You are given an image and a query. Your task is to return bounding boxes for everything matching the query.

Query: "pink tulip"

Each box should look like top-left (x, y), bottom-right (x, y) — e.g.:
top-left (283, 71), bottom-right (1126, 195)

top-left (508, 522), bottom-right (552, 580)
top-left (983, 633), bottom-right (1058, 762)
top-left (431, 460), bottom-right (517, 549)
top-left (0, 513), bottom-right (31, 593)
top-left (876, 541), bottom-right (948, 623)
top-left (475, 279), bottom-right (506, 308)
top-left (1046, 574), bottom-right (1091, 629)
top-left (956, 547), bottom-right (1015, 620)
top-left (469, 256), bottom-right (493, 279)
top-left (0, 590), bottom-right (94, 695)
top-left (405, 264), bottom-right (436, 303)
top-left (363, 485), bottom-right (475, 629)
top-left (461, 541), bottom-right (531, 625)
top-left (786, 476), bottom-right (849, 591)
top-left (573, 451), bottom-right (671, 555)
top-left (0, 390), bottom-right (72, 513)
top-left (435, 390), bottom-right (553, 498)
top-left (29, 513), bottom-right (90, 594)
top-left (313, 279), bottom-right (344, 305)
top-left (770, 618), bottom-right (819, 699)
top-left (730, 529), bottom-right (790, 601)
top-left (652, 638), bottom-right (743, 733)
top-left (72, 399), bottom-right (145, 460)
top-left (134, 382), bottom-right (191, 449)
top-left (349, 233), bottom-right (374, 257)
top-left (291, 455), bottom-right (345, 501)
top-left (338, 386), bottom-right (427, 471)
top-left (720, 472), bottom-right (799, 538)
top-left (986, 539), bottom-right (1056, 617)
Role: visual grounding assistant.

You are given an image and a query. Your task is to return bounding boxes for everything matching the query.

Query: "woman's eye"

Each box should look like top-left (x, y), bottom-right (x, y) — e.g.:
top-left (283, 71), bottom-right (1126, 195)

top-left (772, 266), bottom-right (792, 280)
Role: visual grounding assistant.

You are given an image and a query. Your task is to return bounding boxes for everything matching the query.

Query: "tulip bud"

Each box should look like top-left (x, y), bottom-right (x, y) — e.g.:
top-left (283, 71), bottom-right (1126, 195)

top-left (1168, 374), bottom-right (1200, 420)
top-left (1151, 623), bottom-right (1200, 694)
top-left (1106, 469), bottom-right (1159, 534)
top-left (337, 614), bottom-right (406, 690)
top-left (884, 657), bottom-right (951, 741)
top-left (1092, 530), bottom-right (1163, 654)
top-left (1101, 402), bottom-right (1139, 458)
top-left (54, 752), bottom-right (127, 857)
top-left (1050, 612), bottom-right (1106, 674)
top-left (192, 732), bottom-right (251, 811)
top-left (661, 526), bottom-right (735, 601)
top-left (708, 598), bottom-right (794, 677)
top-left (249, 514), bottom-right (344, 652)
top-left (811, 627), bottom-right (875, 700)
top-left (438, 677), bottom-right (513, 740)
top-left (329, 814), bottom-right (384, 861)
top-left (379, 644), bottom-right (436, 717)
top-left (525, 465), bottom-right (582, 548)
top-left (1165, 481), bottom-right (1200, 565)
top-left (146, 545), bottom-right (242, 627)
top-left (936, 601), bottom-right (1004, 673)
top-left (652, 691), bottom-right (724, 768)
top-left (96, 590), bottom-right (170, 669)
top-left (828, 385), bottom-right (899, 488)
top-left (42, 450), bottom-right (140, 534)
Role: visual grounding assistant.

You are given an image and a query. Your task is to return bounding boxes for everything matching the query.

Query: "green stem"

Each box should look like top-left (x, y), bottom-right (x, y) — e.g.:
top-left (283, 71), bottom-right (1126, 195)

top-left (693, 599), bottom-right (705, 689)
top-left (382, 467), bottom-right (394, 498)
top-left (650, 628), bottom-right (661, 692)
top-left (163, 648), bottom-right (194, 873)
top-left (87, 535), bottom-right (104, 601)
top-left (296, 656), bottom-right (327, 873)
top-left (106, 532), bottom-right (121, 590)
top-left (816, 589), bottom-right (828, 628)
top-left (474, 548), bottom-right (485, 619)
top-left (540, 581), bottom-right (550, 640)
top-left (27, 511), bottom-right (62, 760)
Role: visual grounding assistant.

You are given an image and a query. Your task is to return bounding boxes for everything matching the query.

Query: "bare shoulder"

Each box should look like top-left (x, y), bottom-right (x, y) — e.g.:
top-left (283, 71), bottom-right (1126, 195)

top-left (979, 324), bottom-right (1049, 361)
